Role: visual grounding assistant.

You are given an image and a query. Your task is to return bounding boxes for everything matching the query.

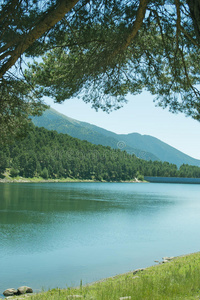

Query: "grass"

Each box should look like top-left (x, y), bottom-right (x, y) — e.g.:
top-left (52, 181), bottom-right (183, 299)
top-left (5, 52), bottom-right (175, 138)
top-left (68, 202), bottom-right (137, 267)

top-left (4, 252), bottom-right (200, 300)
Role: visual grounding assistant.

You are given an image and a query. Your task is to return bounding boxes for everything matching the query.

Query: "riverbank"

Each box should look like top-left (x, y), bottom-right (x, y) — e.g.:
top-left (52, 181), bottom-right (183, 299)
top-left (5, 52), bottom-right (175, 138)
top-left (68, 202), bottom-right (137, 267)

top-left (0, 176), bottom-right (97, 183)
top-left (2, 252), bottom-right (200, 299)
top-left (0, 175), bottom-right (143, 184)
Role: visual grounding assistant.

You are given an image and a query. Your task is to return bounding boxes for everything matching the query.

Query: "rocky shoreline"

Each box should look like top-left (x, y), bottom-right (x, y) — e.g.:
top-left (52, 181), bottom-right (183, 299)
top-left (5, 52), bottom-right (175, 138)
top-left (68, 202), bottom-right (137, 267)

top-left (2, 286), bottom-right (33, 298)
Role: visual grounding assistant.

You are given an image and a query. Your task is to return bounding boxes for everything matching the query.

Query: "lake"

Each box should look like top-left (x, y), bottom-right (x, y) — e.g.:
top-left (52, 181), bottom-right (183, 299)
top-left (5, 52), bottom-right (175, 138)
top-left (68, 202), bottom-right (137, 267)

top-left (1, 182), bottom-right (200, 297)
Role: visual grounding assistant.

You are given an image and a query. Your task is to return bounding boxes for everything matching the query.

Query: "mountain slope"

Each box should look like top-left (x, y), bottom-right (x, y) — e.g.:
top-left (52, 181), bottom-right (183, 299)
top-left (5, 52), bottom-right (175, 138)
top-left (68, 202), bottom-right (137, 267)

top-left (31, 108), bottom-right (200, 167)
top-left (31, 108), bottom-right (159, 161)
top-left (3, 124), bottom-right (200, 180)
top-left (117, 133), bottom-right (200, 168)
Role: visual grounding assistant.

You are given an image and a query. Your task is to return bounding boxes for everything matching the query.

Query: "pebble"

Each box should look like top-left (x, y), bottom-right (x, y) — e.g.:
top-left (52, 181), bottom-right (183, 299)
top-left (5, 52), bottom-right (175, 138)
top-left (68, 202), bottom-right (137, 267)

top-left (162, 257), bottom-right (174, 261)
top-left (133, 268), bottom-right (144, 275)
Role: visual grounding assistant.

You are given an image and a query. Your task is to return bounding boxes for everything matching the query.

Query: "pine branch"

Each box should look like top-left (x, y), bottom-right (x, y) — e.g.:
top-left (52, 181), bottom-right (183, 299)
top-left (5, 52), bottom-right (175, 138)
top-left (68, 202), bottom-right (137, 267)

top-left (0, 0), bottom-right (80, 78)
top-left (107, 0), bottom-right (148, 61)
top-left (0, 0), bottom-right (20, 23)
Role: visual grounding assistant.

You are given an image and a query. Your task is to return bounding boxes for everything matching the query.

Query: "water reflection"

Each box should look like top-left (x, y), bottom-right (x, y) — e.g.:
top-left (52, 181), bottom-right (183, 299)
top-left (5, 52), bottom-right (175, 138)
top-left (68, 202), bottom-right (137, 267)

top-left (0, 182), bottom-right (200, 295)
top-left (0, 182), bottom-right (176, 214)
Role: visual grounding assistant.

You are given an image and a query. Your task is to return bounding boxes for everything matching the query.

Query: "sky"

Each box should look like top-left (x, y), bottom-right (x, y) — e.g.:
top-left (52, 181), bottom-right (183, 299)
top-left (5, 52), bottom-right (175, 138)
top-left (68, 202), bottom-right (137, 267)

top-left (45, 91), bottom-right (200, 160)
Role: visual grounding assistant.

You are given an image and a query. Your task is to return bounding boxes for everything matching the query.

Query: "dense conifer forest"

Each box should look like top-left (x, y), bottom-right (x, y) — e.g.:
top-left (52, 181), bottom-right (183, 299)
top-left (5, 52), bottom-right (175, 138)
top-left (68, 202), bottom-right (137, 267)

top-left (0, 125), bottom-right (200, 181)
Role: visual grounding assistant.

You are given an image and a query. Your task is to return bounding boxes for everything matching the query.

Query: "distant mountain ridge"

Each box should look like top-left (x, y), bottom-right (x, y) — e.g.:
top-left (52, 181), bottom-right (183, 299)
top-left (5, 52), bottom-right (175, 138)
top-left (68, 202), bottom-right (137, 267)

top-left (31, 108), bottom-right (200, 167)
top-left (31, 108), bottom-right (159, 161)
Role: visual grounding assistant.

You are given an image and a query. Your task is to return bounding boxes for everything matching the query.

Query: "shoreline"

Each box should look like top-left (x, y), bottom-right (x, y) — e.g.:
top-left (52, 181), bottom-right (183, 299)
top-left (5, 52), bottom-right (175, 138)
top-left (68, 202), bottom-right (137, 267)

top-left (0, 255), bottom-right (178, 299)
top-left (1, 252), bottom-right (199, 299)
top-left (0, 177), bottom-right (144, 184)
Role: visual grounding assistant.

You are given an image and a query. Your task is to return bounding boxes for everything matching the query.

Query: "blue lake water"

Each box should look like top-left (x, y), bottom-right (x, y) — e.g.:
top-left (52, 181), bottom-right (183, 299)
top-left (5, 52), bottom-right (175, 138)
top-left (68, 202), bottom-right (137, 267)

top-left (0, 182), bottom-right (200, 297)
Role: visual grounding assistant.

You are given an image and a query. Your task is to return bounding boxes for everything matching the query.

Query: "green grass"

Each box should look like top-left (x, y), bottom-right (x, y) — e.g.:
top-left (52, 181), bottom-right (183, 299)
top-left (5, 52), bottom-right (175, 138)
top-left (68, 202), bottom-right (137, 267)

top-left (5, 252), bottom-right (200, 300)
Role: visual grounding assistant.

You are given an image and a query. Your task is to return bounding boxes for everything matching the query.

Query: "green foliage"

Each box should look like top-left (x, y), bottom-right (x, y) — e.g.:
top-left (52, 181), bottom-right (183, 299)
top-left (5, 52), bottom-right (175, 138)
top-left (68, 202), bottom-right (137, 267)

top-left (0, 0), bottom-right (200, 144)
top-left (26, 0), bottom-right (200, 118)
top-left (31, 108), bottom-right (159, 162)
top-left (10, 168), bottom-right (19, 178)
top-left (0, 79), bottom-right (48, 146)
top-left (1, 123), bottom-right (200, 180)
top-left (32, 108), bottom-right (200, 167)
top-left (0, 151), bottom-right (7, 175)
top-left (41, 167), bottom-right (49, 179)
top-left (136, 173), bottom-right (144, 181)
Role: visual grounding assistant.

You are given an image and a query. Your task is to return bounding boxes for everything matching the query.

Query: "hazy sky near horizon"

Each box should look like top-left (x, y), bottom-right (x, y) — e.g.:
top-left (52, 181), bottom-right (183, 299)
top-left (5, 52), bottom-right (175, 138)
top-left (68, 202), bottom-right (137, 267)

top-left (45, 91), bottom-right (200, 160)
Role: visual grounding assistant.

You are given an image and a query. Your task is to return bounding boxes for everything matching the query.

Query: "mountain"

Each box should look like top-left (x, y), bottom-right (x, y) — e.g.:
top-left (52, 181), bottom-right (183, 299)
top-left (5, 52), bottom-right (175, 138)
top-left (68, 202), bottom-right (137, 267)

top-left (116, 133), bottom-right (200, 168)
top-left (31, 108), bottom-right (159, 161)
top-left (31, 108), bottom-right (200, 167)
top-left (3, 124), bottom-right (200, 180)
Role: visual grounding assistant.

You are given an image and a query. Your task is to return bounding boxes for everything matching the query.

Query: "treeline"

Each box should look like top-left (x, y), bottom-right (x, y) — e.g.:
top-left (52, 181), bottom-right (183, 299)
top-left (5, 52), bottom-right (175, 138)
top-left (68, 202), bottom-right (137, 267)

top-left (0, 125), bottom-right (200, 180)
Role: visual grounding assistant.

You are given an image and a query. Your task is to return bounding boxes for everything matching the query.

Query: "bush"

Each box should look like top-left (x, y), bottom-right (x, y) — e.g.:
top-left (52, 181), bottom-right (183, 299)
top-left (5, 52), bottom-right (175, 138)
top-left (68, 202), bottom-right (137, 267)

top-left (137, 174), bottom-right (144, 181)
top-left (10, 168), bottom-right (19, 177)
top-left (41, 167), bottom-right (49, 179)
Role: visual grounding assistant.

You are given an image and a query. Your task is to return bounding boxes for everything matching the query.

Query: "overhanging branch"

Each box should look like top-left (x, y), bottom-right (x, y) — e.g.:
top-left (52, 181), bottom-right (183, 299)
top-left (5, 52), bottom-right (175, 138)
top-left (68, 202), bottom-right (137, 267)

top-left (108, 0), bottom-right (148, 61)
top-left (0, 0), bottom-right (80, 79)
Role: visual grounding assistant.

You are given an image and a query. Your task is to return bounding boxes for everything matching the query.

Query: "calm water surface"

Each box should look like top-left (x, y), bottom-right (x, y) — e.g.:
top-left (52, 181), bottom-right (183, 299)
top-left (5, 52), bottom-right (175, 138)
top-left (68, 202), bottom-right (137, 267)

top-left (0, 182), bottom-right (200, 296)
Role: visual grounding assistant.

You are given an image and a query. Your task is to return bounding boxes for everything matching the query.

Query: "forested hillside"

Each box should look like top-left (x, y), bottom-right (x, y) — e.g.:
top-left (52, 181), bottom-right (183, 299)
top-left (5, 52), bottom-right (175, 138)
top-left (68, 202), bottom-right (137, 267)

top-left (0, 125), bottom-right (200, 181)
top-left (32, 108), bottom-right (159, 161)
top-left (32, 108), bottom-right (200, 167)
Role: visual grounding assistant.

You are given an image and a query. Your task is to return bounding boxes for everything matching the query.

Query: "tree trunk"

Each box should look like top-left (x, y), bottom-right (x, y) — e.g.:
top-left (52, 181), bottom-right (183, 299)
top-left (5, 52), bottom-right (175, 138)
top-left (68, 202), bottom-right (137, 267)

top-left (186, 0), bottom-right (200, 44)
top-left (0, 0), bottom-right (80, 79)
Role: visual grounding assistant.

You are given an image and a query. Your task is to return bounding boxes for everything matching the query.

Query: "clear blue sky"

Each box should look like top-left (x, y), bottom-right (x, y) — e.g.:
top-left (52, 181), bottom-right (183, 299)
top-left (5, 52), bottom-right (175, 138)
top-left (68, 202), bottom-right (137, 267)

top-left (45, 91), bottom-right (200, 160)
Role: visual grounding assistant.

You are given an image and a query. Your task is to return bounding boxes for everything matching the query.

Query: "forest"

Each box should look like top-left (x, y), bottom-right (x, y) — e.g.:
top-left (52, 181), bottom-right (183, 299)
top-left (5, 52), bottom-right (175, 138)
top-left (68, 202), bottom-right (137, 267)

top-left (0, 124), bottom-right (200, 181)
